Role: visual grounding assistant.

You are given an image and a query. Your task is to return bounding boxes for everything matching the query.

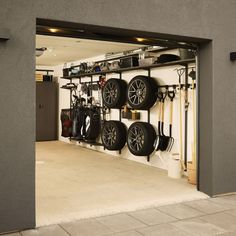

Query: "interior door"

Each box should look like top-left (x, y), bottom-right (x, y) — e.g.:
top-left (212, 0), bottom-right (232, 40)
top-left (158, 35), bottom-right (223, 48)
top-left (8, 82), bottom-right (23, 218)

top-left (36, 82), bottom-right (58, 141)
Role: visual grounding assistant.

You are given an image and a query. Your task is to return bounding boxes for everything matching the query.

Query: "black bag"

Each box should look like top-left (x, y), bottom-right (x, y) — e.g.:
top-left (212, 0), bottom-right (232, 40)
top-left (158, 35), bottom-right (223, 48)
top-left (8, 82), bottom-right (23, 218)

top-left (72, 106), bottom-right (86, 139)
top-left (84, 107), bottom-right (101, 141)
top-left (156, 54), bottom-right (180, 63)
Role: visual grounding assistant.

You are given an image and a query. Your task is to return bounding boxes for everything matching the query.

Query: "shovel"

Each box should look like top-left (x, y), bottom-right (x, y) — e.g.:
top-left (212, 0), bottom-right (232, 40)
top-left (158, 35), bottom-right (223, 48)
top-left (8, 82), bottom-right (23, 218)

top-left (160, 91), bottom-right (171, 151)
top-left (154, 91), bottom-right (164, 151)
top-left (167, 89), bottom-right (175, 151)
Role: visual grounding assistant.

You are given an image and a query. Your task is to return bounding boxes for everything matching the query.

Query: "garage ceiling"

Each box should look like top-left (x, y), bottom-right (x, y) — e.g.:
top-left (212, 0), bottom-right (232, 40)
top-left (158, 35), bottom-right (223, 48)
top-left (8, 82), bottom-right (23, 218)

top-left (36, 35), bottom-right (145, 66)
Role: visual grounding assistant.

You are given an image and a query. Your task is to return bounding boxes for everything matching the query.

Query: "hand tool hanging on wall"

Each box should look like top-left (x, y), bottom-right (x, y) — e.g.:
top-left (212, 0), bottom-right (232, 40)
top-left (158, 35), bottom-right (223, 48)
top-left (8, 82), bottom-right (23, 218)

top-left (191, 70), bottom-right (196, 167)
top-left (154, 90), bottom-right (169, 151)
top-left (160, 90), bottom-right (170, 151)
top-left (167, 89), bottom-right (175, 151)
top-left (154, 91), bottom-right (164, 151)
top-left (189, 70), bottom-right (196, 163)
top-left (188, 69), bottom-right (197, 184)
top-left (177, 68), bottom-right (186, 171)
top-left (184, 66), bottom-right (190, 170)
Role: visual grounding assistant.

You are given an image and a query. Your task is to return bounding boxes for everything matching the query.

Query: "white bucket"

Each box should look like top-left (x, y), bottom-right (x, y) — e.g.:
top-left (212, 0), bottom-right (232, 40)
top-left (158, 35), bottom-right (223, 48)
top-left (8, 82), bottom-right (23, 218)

top-left (168, 157), bottom-right (182, 179)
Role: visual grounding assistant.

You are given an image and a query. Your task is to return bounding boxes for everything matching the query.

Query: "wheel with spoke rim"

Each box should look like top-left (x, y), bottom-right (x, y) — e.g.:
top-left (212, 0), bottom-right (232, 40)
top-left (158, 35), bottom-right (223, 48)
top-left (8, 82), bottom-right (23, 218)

top-left (102, 123), bottom-right (117, 147)
top-left (102, 79), bottom-right (127, 108)
top-left (128, 125), bottom-right (145, 152)
top-left (127, 122), bottom-right (156, 156)
top-left (128, 79), bottom-right (147, 106)
top-left (101, 121), bottom-right (127, 150)
top-left (127, 75), bottom-right (158, 110)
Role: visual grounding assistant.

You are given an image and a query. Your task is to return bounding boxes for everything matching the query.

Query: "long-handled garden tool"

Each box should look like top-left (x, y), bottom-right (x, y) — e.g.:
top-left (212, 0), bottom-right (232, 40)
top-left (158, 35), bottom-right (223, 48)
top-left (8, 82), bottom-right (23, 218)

top-left (187, 70), bottom-right (197, 184)
top-left (177, 68), bottom-right (186, 171)
top-left (154, 91), bottom-right (164, 151)
top-left (160, 90), bottom-right (170, 151)
top-left (167, 89), bottom-right (175, 151)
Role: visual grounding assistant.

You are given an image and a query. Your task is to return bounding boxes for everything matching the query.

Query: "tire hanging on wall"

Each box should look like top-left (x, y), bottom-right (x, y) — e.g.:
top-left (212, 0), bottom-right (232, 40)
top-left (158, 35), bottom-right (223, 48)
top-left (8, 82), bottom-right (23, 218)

top-left (102, 78), bottom-right (127, 108)
top-left (127, 122), bottom-right (156, 156)
top-left (127, 75), bottom-right (158, 110)
top-left (101, 120), bottom-right (127, 150)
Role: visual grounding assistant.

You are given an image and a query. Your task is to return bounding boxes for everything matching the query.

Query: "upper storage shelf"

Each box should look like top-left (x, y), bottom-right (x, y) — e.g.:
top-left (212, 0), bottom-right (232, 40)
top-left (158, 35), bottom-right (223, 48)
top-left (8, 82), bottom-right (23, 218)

top-left (61, 58), bottom-right (195, 80)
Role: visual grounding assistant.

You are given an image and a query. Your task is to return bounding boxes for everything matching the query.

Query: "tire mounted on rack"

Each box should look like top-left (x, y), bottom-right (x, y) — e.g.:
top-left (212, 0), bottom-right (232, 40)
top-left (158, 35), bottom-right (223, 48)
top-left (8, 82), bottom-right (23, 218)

top-left (101, 120), bottom-right (127, 150)
top-left (127, 122), bottom-right (156, 156)
top-left (102, 78), bottom-right (127, 108)
top-left (127, 75), bottom-right (158, 110)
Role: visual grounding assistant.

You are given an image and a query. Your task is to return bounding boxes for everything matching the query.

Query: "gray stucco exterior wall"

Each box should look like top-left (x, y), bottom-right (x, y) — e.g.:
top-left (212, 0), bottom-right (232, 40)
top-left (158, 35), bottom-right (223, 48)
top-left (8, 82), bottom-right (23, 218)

top-left (0, 0), bottom-right (236, 233)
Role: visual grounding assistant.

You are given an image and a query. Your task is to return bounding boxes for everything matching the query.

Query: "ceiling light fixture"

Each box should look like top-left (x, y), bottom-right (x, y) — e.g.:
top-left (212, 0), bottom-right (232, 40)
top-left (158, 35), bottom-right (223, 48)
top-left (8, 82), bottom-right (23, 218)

top-left (49, 28), bottom-right (59, 33)
top-left (136, 37), bottom-right (146, 42)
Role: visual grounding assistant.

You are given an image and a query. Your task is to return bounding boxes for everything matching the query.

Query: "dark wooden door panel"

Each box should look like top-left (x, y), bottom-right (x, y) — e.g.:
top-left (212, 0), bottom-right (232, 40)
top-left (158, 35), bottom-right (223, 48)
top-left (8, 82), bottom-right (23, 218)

top-left (36, 82), bottom-right (58, 141)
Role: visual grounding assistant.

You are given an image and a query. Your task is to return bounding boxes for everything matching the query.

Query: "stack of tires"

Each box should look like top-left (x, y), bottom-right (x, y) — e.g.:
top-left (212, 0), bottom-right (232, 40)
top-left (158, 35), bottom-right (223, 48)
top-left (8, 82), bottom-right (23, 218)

top-left (101, 75), bottom-right (158, 156)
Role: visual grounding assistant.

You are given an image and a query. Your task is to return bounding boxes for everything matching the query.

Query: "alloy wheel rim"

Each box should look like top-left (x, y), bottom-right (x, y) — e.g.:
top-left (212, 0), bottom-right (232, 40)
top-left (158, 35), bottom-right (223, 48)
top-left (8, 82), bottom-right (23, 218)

top-left (128, 126), bottom-right (145, 152)
top-left (128, 79), bottom-right (146, 106)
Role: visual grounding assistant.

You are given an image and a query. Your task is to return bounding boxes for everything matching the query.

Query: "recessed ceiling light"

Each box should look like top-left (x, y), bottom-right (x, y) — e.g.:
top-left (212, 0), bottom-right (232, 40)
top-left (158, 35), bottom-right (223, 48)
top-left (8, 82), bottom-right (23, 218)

top-left (136, 37), bottom-right (146, 42)
top-left (49, 28), bottom-right (59, 33)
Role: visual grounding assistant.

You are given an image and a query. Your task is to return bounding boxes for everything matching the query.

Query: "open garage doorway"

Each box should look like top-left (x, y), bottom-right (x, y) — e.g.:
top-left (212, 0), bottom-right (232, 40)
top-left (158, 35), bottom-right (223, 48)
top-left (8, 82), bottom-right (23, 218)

top-left (35, 20), bottom-right (208, 226)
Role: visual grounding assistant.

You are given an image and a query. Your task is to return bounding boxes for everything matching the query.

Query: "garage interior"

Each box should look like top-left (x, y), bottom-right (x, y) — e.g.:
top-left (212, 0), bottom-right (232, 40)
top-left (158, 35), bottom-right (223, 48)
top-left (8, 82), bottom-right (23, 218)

top-left (35, 25), bottom-right (208, 227)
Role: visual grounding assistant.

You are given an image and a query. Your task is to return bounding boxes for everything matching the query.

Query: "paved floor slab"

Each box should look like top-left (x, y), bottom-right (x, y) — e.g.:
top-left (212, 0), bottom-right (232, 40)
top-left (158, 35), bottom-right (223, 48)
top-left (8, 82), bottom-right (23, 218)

top-left (157, 203), bottom-right (203, 219)
top-left (136, 224), bottom-right (189, 236)
top-left (171, 217), bottom-right (227, 235)
top-left (128, 208), bottom-right (176, 225)
top-left (108, 231), bottom-right (142, 236)
top-left (200, 212), bottom-right (236, 232)
top-left (96, 213), bottom-right (146, 233)
top-left (60, 219), bottom-right (113, 236)
top-left (183, 199), bottom-right (230, 214)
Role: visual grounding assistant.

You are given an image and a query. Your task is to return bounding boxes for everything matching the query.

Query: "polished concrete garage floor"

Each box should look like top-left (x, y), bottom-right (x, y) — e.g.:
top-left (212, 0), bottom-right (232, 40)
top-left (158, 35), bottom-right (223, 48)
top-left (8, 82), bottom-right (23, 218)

top-left (36, 141), bottom-right (207, 227)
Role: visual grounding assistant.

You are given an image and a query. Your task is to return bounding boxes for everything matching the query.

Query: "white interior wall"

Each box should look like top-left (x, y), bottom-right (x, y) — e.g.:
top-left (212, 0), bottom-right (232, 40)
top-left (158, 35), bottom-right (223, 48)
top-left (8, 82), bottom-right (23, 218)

top-left (52, 50), bottom-right (196, 170)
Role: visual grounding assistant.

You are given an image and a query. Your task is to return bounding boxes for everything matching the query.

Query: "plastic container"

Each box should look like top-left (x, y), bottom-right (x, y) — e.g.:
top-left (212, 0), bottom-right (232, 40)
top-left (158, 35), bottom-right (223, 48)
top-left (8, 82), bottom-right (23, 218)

top-left (168, 158), bottom-right (182, 179)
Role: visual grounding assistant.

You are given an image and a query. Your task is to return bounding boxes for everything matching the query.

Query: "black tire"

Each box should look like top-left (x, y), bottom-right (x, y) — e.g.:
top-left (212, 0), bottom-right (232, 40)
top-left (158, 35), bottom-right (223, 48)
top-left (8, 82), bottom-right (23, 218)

top-left (102, 79), bottom-right (127, 108)
top-left (84, 107), bottom-right (101, 140)
top-left (127, 75), bottom-right (158, 110)
top-left (127, 122), bottom-right (156, 156)
top-left (101, 120), bottom-right (127, 150)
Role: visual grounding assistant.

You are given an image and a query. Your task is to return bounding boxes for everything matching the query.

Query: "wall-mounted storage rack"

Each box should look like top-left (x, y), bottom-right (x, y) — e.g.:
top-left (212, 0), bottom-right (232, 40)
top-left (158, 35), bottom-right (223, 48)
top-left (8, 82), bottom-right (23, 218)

top-left (69, 47), bottom-right (178, 69)
top-left (61, 59), bottom-right (195, 80)
top-left (61, 57), bottom-right (195, 163)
